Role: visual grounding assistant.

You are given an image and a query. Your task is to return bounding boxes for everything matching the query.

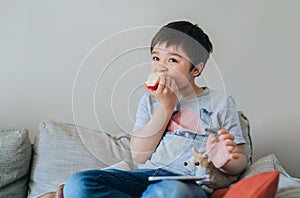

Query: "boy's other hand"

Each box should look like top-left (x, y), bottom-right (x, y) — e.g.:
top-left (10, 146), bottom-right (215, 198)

top-left (144, 74), bottom-right (178, 110)
top-left (206, 129), bottom-right (238, 168)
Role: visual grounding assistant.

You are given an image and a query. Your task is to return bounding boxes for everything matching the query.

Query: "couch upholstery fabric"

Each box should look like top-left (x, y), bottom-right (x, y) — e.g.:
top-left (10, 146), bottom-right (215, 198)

top-left (240, 153), bottom-right (300, 198)
top-left (28, 121), bottom-right (134, 197)
top-left (28, 111), bottom-right (251, 197)
top-left (0, 128), bottom-right (32, 198)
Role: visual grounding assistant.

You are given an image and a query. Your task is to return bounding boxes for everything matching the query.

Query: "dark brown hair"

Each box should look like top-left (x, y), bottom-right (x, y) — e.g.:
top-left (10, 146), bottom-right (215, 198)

top-left (151, 21), bottom-right (213, 67)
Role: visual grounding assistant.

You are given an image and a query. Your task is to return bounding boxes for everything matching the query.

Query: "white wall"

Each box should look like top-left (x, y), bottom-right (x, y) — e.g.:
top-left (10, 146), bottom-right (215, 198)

top-left (1, 0), bottom-right (300, 177)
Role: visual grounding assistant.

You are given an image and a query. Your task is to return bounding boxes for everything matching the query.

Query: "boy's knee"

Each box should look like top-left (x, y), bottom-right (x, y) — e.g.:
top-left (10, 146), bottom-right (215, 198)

top-left (142, 180), bottom-right (186, 197)
top-left (63, 171), bottom-right (92, 197)
top-left (143, 180), bottom-right (207, 198)
top-left (160, 180), bottom-right (191, 194)
top-left (66, 171), bottom-right (86, 186)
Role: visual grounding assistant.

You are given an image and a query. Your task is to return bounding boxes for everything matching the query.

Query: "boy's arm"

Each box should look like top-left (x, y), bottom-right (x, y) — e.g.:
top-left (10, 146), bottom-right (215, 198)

top-left (207, 130), bottom-right (248, 175)
top-left (130, 104), bottom-right (173, 164)
top-left (219, 144), bottom-right (247, 175)
top-left (130, 76), bottom-right (178, 164)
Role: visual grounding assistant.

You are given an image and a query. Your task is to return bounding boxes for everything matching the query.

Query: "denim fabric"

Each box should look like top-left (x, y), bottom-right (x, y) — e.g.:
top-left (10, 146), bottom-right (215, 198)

top-left (63, 168), bottom-right (208, 198)
top-left (142, 180), bottom-right (208, 198)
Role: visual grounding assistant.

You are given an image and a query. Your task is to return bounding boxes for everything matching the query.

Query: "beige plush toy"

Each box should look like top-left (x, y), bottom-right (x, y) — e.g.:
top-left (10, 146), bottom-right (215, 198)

top-left (184, 147), bottom-right (238, 192)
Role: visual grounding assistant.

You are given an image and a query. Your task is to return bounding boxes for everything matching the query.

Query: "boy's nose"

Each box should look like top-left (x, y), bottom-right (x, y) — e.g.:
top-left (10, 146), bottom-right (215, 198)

top-left (152, 64), bottom-right (168, 73)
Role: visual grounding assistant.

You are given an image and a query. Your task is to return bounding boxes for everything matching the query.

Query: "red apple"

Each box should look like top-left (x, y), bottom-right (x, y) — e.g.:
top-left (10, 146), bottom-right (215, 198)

top-left (145, 73), bottom-right (161, 90)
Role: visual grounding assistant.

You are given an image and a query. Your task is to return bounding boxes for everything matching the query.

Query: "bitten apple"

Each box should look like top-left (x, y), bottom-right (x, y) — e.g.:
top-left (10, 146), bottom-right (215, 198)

top-left (145, 73), bottom-right (161, 90)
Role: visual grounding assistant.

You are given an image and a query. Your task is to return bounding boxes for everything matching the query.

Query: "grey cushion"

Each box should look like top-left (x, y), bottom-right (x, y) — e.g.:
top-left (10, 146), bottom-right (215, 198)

top-left (240, 153), bottom-right (300, 198)
top-left (238, 111), bottom-right (253, 165)
top-left (0, 128), bottom-right (32, 198)
top-left (28, 120), bottom-right (133, 197)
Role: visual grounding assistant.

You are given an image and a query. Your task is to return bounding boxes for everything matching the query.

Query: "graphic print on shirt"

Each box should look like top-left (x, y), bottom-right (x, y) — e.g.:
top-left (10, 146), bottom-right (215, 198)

top-left (167, 108), bottom-right (213, 133)
top-left (200, 108), bottom-right (213, 126)
top-left (167, 109), bottom-right (201, 133)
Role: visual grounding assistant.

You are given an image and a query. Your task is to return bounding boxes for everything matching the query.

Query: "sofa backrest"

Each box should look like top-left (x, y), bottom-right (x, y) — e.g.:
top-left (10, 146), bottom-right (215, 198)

top-left (0, 128), bottom-right (31, 198)
top-left (27, 111), bottom-right (252, 197)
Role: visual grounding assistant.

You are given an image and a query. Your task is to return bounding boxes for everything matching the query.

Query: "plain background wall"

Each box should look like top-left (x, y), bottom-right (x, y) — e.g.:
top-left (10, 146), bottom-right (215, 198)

top-left (1, 0), bottom-right (300, 177)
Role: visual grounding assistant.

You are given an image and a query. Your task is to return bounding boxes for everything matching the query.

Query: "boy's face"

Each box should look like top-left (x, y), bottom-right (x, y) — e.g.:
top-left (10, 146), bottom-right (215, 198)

top-left (151, 43), bottom-right (200, 90)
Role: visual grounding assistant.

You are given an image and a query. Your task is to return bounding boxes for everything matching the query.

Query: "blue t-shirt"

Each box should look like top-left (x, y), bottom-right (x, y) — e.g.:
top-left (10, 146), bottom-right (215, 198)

top-left (133, 88), bottom-right (245, 176)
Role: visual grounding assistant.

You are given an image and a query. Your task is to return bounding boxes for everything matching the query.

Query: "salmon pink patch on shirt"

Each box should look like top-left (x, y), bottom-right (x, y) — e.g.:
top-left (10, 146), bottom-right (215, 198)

top-left (167, 110), bottom-right (201, 133)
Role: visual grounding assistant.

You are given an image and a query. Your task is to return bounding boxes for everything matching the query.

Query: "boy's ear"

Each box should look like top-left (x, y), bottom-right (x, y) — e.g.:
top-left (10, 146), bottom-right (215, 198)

top-left (192, 62), bottom-right (204, 77)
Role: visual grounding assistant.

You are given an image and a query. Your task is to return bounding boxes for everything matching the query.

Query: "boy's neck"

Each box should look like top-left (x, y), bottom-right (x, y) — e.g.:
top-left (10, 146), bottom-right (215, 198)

top-left (177, 84), bottom-right (204, 99)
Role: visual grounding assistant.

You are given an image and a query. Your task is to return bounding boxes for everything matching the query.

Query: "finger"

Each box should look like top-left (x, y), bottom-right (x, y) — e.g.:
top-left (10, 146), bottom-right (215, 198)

top-left (165, 76), bottom-right (171, 88)
top-left (219, 133), bottom-right (234, 141)
top-left (156, 75), bottom-right (165, 93)
top-left (226, 145), bottom-right (234, 153)
top-left (230, 153), bottom-right (239, 160)
top-left (170, 79), bottom-right (178, 93)
top-left (223, 139), bottom-right (236, 147)
top-left (208, 134), bottom-right (217, 143)
top-left (218, 129), bottom-right (229, 135)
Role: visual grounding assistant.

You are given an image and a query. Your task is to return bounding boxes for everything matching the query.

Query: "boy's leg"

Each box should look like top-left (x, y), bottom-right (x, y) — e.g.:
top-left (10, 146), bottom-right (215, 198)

top-left (63, 169), bottom-right (155, 198)
top-left (142, 180), bottom-right (208, 198)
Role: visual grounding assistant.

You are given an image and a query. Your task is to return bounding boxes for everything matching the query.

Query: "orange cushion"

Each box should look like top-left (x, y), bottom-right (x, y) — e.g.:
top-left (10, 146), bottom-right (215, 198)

top-left (211, 170), bottom-right (279, 198)
top-left (211, 188), bottom-right (229, 198)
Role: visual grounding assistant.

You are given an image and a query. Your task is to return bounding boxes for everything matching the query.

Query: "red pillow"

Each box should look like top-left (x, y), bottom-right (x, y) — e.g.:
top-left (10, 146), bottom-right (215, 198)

top-left (211, 188), bottom-right (229, 198)
top-left (212, 170), bottom-right (279, 198)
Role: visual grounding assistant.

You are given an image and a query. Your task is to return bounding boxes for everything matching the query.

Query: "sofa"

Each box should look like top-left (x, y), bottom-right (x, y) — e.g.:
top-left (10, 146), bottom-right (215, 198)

top-left (1, 112), bottom-right (300, 198)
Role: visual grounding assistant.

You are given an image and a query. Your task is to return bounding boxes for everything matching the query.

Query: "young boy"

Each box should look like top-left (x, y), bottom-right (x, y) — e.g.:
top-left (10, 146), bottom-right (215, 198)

top-left (64, 21), bottom-right (247, 198)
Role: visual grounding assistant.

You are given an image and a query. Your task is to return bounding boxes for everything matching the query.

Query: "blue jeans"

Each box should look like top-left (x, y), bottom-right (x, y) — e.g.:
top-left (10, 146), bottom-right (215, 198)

top-left (63, 168), bottom-right (208, 198)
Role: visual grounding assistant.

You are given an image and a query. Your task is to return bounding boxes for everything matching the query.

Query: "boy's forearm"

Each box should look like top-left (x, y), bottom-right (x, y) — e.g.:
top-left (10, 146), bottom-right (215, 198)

top-left (130, 105), bottom-right (173, 164)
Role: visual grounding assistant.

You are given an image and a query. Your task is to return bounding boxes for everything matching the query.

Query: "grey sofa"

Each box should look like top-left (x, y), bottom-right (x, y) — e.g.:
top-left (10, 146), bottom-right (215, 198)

top-left (1, 112), bottom-right (300, 198)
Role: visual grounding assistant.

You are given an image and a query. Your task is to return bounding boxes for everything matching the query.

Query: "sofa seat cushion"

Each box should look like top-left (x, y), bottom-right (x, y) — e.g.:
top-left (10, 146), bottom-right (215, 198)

top-left (0, 128), bottom-right (32, 198)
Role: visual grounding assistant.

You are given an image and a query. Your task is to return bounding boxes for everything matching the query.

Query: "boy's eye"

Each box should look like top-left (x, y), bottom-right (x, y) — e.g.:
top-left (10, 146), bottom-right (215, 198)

top-left (168, 58), bottom-right (178, 63)
top-left (152, 56), bottom-right (159, 61)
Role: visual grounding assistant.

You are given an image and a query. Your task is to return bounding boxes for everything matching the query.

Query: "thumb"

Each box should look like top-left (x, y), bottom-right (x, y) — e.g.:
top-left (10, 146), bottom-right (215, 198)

top-left (208, 134), bottom-right (217, 143)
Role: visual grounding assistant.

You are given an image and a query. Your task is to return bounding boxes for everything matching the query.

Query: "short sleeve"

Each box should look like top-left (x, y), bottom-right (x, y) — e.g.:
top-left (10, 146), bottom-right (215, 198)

top-left (222, 96), bottom-right (245, 145)
top-left (133, 93), bottom-right (151, 132)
